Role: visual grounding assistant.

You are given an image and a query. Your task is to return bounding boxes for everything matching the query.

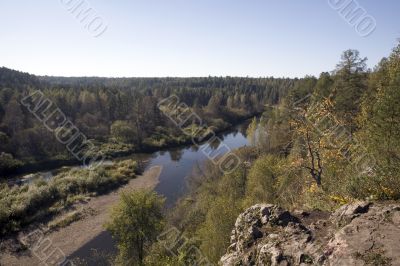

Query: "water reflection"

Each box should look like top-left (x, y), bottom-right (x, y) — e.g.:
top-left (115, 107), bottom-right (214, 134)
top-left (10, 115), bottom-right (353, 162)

top-left (67, 121), bottom-right (252, 265)
top-left (147, 124), bottom-right (250, 207)
top-left (168, 149), bottom-right (184, 161)
top-left (13, 122), bottom-right (252, 195)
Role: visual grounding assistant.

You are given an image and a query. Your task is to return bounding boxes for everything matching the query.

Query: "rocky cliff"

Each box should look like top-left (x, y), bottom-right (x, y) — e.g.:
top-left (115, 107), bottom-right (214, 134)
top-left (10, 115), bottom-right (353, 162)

top-left (220, 202), bottom-right (400, 265)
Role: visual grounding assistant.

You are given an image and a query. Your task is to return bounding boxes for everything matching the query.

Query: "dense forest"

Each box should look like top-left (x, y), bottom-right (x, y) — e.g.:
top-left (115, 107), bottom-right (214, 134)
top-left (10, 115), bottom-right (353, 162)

top-left (1, 42), bottom-right (400, 265)
top-left (2, 0), bottom-right (399, 265)
top-left (0, 69), bottom-right (295, 177)
top-left (120, 43), bottom-right (400, 265)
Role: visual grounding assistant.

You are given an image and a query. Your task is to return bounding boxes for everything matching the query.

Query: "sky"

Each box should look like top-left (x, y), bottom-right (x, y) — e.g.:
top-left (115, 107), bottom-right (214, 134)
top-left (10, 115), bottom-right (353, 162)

top-left (0, 0), bottom-right (399, 78)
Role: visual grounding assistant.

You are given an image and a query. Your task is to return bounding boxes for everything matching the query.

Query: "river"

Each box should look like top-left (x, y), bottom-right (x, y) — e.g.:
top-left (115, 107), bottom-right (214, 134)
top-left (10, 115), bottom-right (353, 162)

top-left (37, 121), bottom-right (251, 265)
top-left (64, 122), bottom-right (253, 266)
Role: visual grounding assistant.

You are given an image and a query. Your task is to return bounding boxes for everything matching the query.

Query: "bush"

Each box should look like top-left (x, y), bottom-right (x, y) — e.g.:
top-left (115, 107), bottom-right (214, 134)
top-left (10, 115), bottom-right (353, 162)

top-left (0, 152), bottom-right (22, 177)
top-left (105, 190), bottom-right (165, 265)
top-left (48, 211), bottom-right (82, 230)
top-left (244, 155), bottom-right (283, 206)
top-left (145, 241), bottom-right (182, 266)
top-left (0, 159), bottom-right (139, 236)
top-left (198, 196), bottom-right (242, 262)
top-left (110, 120), bottom-right (137, 144)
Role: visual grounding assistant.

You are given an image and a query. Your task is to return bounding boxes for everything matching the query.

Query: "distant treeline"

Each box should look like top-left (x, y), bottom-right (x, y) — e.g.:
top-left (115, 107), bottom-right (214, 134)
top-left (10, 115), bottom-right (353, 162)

top-left (156, 43), bottom-right (400, 264)
top-left (0, 69), bottom-right (296, 177)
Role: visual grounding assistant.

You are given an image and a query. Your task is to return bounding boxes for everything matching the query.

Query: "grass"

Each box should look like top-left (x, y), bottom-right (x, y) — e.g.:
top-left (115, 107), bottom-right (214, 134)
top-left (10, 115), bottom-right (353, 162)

top-left (0, 159), bottom-right (139, 236)
top-left (48, 211), bottom-right (82, 230)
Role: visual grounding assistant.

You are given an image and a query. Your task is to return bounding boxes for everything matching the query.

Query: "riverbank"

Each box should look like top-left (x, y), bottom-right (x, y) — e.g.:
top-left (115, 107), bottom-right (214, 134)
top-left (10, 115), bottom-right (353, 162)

top-left (0, 165), bottom-right (162, 266)
top-left (6, 112), bottom-right (260, 179)
top-left (1, 118), bottom-right (254, 265)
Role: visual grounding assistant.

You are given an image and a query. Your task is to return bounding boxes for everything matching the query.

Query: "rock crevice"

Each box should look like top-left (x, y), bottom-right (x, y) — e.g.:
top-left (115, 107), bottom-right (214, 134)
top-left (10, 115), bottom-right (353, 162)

top-left (220, 202), bottom-right (400, 266)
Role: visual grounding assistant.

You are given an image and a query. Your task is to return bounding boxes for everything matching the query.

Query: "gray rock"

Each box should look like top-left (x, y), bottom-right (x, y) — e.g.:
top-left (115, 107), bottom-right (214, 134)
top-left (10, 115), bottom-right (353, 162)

top-left (220, 202), bottom-right (400, 266)
top-left (330, 201), bottom-right (371, 227)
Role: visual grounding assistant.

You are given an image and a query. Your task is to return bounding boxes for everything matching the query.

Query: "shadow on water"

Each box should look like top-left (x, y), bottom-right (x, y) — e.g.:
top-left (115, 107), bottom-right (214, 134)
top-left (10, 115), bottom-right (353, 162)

top-left (67, 121), bottom-right (251, 264)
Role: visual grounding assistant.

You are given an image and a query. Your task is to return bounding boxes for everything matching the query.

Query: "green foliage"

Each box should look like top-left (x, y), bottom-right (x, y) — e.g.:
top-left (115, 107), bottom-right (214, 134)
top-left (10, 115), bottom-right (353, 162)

top-left (0, 159), bottom-right (138, 236)
top-left (145, 240), bottom-right (182, 266)
top-left (0, 152), bottom-right (22, 177)
top-left (198, 196), bottom-right (243, 262)
top-left (246, 117), bottom-right (258, 145)
top-left (286, 76), bottom-right (317, 109)
top-left (0, 69), bottom-right (295, 177)
top-left (350, 43), bottom-right (400, 200)
top-left (313, 72), bottom-right (334, 101)
top-left (111, 120), bottom-right (137, 144)
top-left (332, 49), bottom-right (368, 131)
top-left (2, 41), bottom-right (400, 265)
top-left (260, 106), bottom-right (292, 154)
top-left (168, 149), bottom-right (257, 263)
top-left (244, 155), bottom-right (283, 206)
top-left (164, 43), bottom-right (400, 264)
top-left (48, 210), bottom-right (82, 230)
top-left (105, 190), bottom-right (165, 265)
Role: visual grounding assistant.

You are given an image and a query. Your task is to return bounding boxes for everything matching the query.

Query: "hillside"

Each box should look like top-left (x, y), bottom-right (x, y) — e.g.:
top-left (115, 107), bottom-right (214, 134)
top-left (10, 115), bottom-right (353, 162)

top-left (154, 43), bottom-right (400, 265)
top-left (0, 67), bottom-right (43, 89)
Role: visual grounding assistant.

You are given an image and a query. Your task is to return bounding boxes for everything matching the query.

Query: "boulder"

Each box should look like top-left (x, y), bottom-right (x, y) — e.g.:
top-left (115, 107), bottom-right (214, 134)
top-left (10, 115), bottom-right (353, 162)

top-left (220, 202), bottom-right (400, 266)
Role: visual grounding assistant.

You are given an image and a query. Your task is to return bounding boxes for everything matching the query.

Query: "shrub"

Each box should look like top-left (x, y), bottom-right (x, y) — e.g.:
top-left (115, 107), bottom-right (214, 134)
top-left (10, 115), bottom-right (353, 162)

top-left (105, 190), bottom-right (165, 265)
top-left (0, 159), bottom-right (139, 236)
top-left (244, 155), bottom-right (283, 206)
top-left (48, 211), bottom-right (82, 230)
top-left (0, 152), bottom-right (22, 177)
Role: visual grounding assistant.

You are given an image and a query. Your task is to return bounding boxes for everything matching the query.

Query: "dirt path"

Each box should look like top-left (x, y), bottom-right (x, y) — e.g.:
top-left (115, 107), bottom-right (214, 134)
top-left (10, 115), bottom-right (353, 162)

top-left (1, 165), bottom-right (162, 266)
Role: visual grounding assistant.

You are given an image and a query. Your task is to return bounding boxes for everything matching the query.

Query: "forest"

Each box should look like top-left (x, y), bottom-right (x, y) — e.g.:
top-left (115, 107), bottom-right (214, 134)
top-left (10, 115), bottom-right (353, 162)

top-left (2, 1), bottom-right (399, 265)
top-left (1, 42), bottom-right (400, 265)
top-left (0, 70), bottom-right (295, 177)
top-left (122, 43), bottom-right (400, 265)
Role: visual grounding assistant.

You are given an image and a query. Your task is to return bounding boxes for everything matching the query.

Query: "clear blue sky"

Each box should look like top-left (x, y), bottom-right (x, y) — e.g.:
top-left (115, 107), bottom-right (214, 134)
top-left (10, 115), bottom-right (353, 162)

top-left (1, 0), bottom-right (399, 77)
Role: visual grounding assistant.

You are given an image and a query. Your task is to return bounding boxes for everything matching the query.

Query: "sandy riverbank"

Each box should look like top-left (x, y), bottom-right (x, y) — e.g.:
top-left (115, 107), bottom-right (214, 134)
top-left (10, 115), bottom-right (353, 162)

top-left (0, 165), bottom-right (163, 266)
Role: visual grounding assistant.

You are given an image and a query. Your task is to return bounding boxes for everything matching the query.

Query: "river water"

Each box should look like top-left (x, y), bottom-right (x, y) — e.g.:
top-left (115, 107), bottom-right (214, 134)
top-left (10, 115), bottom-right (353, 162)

top-left (62, 121), bottom-right (251, 264)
